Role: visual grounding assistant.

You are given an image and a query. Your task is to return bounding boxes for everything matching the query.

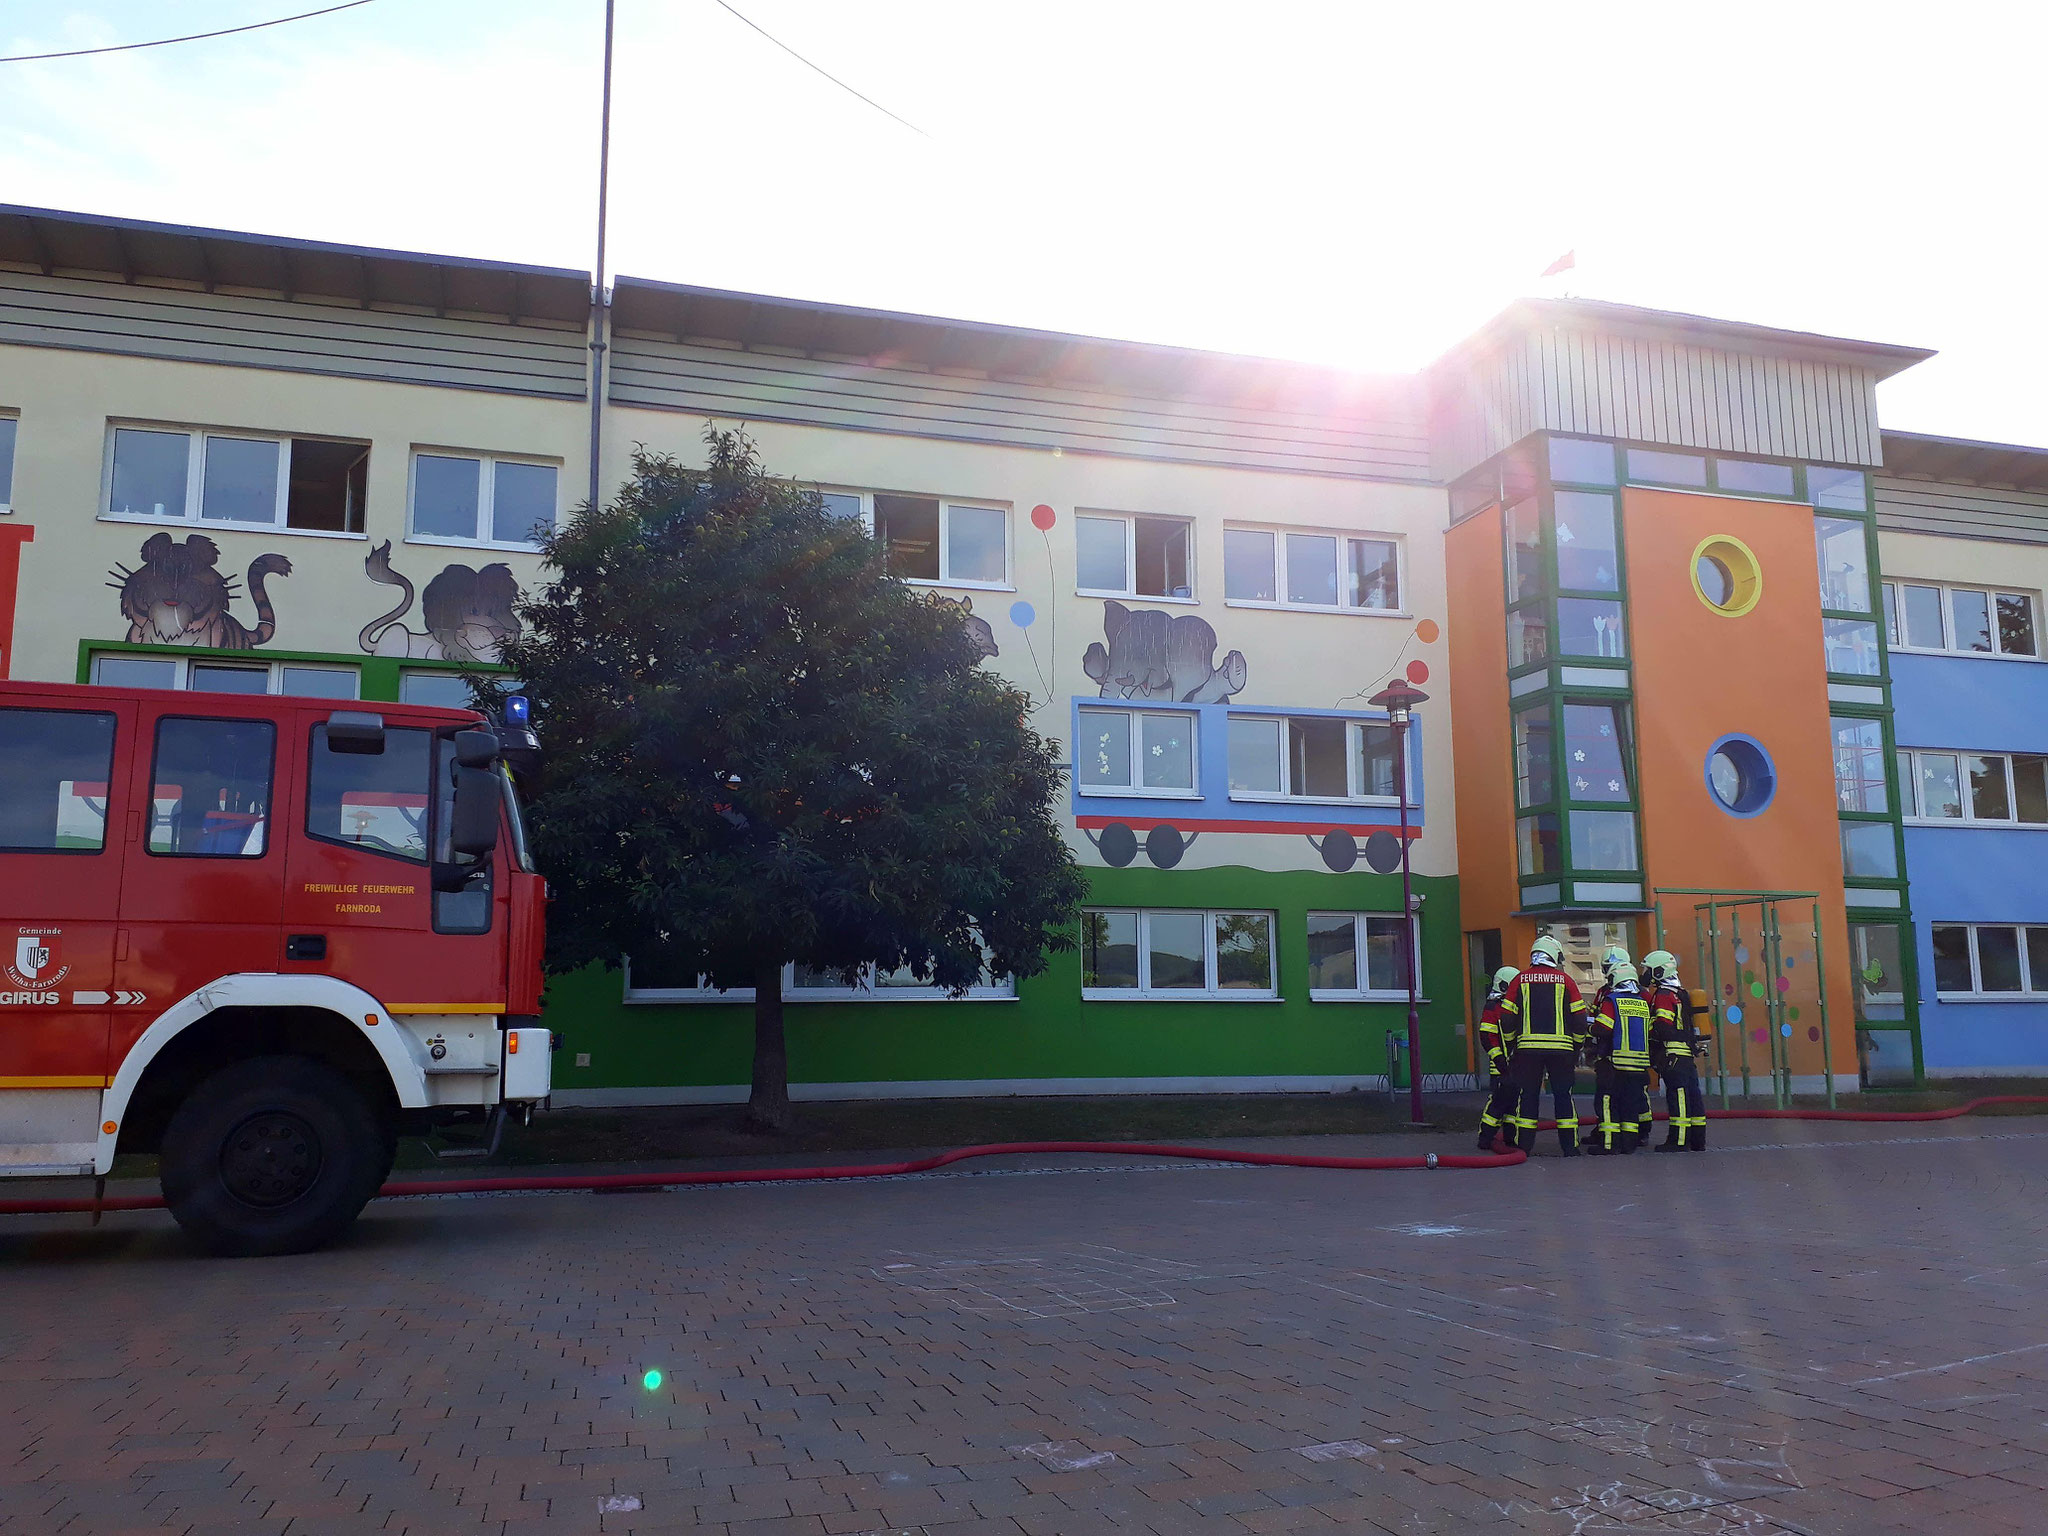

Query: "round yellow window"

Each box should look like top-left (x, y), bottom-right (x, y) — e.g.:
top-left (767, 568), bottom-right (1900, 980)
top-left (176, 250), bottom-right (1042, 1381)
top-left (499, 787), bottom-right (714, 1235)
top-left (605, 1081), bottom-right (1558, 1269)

top-left (1691, 535), bottom-right (1763, 617)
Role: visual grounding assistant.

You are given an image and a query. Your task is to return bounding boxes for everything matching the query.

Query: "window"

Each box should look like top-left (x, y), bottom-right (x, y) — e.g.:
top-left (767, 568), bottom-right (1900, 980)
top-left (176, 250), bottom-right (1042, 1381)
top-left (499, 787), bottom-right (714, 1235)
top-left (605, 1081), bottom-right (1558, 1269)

top-left (623, 955), bottom-right (1013, 1002)
top-left (1712, 457), bottom-right (1796, 498)
top-left (1821, 618), bottom-right (1881, 676)
top-left (410, 451), bottom-right (557, 547)
top-left (1306, 912), bottom-right (1416, 997)
top-left (1626, 448), bottom-right (1707, 487)
top-left (865, 493), bottom-right (1009, 586)
top-left (1930, 924), bottom-right (2048, 997)
top-left (1568, 809), bottom-right (1639, 871)
top-left (1076, 512), bottom-right (1194, 599)
top-left (1507, 606), bottom-right (1548, 669)
top-left (1514, 706), bottom-right (1553, 808)
top-left (1806, 465), bottom-right (1868, 511)
top-left (1226, 713), bottom-right (1405, 801)
top-left (305, 722), bottom-right (431, 862)
top-left (106, 424), bottom-right (368, 533)
top-left (1900, 748), bottom-right (2048, 825)
top-left (0, 413), bottom-right (15, 512)
top-left (1552, 492), bottom-right (1619, 592)
top-left (148, 716), bottom-right (274, 857)
top-left (1076, 707), bottom-right (1197, 794)
top-left (1830, 718), bottom-right (1888, 814)
top-left (1814, 517), bottom-right (1871, 613)
top-left (1560, 702), bottom-right (1631, 802)
top-left (91, 653), bottom-right (358, 698)
top-left (1223, 526), bottom-right (1403, 612)
top-left (0, 708), bottom-right (115, 852)
top-left (399, 671), bottom-right (482, 708)
top-left (1504, 500), bottom-right (1542, 604)
top-left (1547, 437), bottom-right (1617, 487)
top-left (1080, 909), bottom-right (1276, 998)
top-left (1517, 812), bottom-right (1560, 876)
top-left (1839, 820), bottom-right (1897, 879)
top-left (1557, 597), bottom-right (1625, 658)
top-left (432, 736), bottom-right (494, 933)
top-left (1880, 581), bottom-right (2039, 659)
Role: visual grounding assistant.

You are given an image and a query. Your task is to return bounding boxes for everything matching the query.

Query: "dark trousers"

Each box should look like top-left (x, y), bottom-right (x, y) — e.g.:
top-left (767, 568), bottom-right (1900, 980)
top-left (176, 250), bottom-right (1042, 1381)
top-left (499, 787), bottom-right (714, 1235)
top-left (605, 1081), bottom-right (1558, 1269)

top-left (1596, 1068), bottom-right (1647, 1152)
top-left (1481, 1059), bottom-right (1521, 1144)
top-left (1662, 1057), bottom-right (1706, 1150)
top-left (1511, 1049), bottom-right (1578, 1152)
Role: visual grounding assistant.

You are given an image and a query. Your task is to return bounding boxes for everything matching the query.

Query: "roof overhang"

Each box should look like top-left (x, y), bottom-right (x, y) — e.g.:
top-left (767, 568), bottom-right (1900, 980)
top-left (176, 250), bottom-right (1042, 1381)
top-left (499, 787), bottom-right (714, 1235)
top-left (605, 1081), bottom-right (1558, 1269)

top-left (1433, 296), bottom-right (1935, 382)
top-left (609, 273), bottom-right (1411, 410)
top-left (0, 203), bottom-right (591, 325)
top-left (1882, 429), bottom-right (2048, 492)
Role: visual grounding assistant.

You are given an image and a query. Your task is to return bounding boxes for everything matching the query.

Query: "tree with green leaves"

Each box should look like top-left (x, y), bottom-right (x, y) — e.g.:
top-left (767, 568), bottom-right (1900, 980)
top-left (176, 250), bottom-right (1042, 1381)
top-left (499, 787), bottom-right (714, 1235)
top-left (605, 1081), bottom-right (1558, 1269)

top-left (501, 430), bottom-right (1087, 1129)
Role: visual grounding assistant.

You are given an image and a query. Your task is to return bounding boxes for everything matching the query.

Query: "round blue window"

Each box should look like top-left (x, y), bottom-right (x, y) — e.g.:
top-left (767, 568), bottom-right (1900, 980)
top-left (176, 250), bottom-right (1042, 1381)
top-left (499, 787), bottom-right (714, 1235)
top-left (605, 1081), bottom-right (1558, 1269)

top-left (1705, 734), bottom-right (1776, 817)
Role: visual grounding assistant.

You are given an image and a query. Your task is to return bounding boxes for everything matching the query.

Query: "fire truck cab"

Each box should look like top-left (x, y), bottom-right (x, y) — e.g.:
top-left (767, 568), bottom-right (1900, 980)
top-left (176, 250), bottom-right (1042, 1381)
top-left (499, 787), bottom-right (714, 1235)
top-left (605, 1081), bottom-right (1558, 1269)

top-left (0, 679), bottom-right (550, 1254)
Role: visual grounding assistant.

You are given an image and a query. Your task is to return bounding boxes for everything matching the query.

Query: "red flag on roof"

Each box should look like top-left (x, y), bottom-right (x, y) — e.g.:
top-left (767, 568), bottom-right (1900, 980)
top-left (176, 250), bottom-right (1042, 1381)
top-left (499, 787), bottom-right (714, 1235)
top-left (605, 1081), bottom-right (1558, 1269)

top-left (1541, 250), bottom-right (1576, 278)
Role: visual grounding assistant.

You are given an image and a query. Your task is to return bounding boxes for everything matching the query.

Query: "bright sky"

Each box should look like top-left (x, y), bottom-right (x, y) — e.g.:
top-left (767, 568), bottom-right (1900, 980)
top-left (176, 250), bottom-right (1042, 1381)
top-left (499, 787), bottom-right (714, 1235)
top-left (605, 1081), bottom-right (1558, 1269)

top-left (3, 0), bottom-right (2042, 445)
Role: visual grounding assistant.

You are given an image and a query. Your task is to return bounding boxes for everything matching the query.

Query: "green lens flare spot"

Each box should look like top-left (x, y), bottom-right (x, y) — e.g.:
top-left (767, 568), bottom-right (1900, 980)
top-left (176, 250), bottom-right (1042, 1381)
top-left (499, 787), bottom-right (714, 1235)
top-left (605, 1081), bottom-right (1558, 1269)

top-left (642, 1369), bottom-right (663, 1391)
top-left (1749, 981), bottom-right (1765, 998)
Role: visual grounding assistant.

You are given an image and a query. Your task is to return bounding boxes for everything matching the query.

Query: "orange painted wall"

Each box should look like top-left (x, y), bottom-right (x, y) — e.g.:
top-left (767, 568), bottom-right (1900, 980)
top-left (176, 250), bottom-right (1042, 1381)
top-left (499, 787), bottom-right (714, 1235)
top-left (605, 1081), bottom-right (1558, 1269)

top-left (1445, 509), bottom-right (1523, 1042)
top-left (1622, 487), bottom-right (1853, 1077)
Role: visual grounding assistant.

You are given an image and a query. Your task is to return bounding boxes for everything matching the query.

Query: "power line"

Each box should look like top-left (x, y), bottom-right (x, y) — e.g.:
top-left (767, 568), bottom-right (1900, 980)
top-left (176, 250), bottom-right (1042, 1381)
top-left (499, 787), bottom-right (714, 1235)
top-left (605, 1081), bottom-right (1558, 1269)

top-left (0, 1), bottom-right (376, 65)
top-left (711, 0), bottom-right (928, 139)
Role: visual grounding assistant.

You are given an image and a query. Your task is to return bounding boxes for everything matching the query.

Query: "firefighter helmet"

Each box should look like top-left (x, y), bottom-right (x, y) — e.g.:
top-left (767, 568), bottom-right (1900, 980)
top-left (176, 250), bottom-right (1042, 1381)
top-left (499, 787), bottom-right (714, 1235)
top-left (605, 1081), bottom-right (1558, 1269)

top-left (1608, 960), bottom-right (1640, 991)
top-left (1642, 949), bottom-right (1679, 985)
top-left (1492, 964), bottom-right (1521, 991)
top-left (1600, 943), bottom-right (1631, 978)
top-left (1531, 934), bottom-right (1564, 966)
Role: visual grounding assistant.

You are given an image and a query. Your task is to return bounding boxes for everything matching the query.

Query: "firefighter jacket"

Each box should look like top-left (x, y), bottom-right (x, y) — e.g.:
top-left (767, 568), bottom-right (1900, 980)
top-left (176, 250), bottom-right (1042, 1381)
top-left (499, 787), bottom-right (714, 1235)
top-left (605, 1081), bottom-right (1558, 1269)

top-left (1649, 984), bottom-right (1713, 1068)
top-left (1497, 967), bottom-right (1588, 1054)
top-left (1478, 993), bottom-right (1519, 1072)
top-left (1593, 991), bottom-right (1654, 1071)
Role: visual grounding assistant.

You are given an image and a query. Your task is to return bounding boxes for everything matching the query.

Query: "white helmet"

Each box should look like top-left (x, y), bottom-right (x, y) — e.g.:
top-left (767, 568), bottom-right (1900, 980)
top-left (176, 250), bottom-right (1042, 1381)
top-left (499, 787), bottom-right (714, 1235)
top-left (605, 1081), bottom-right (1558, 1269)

top-left (1531, 934), bottom-right (1564, 967)
top-left (1642, 949), bottom-right (1679, 986)
top-left (1600, 943), bottom-right (1631, 979)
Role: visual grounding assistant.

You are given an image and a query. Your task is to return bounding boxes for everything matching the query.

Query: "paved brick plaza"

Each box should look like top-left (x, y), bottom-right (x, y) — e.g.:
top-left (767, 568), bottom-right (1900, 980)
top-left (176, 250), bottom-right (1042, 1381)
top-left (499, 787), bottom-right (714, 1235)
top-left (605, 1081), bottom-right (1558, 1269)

top-left (6, 1119), bottom-right (2048, 1535)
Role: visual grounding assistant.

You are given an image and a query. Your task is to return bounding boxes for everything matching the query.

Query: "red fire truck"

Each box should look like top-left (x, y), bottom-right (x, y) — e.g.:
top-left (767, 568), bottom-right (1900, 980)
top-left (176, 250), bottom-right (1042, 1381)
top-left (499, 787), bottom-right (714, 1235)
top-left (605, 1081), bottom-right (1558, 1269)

top-left (0, 679), bottom-right (550, 1254)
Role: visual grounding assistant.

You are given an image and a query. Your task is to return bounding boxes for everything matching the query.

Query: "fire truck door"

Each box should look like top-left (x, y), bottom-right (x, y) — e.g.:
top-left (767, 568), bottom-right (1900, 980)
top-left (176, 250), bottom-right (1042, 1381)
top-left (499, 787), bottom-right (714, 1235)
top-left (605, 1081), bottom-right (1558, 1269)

top-left (114, 703), bottom-right (290, 1068)
top-left (283, 718), bottom-right (505, 1011)
top-left (0, 699), bottom-right (133, 1105)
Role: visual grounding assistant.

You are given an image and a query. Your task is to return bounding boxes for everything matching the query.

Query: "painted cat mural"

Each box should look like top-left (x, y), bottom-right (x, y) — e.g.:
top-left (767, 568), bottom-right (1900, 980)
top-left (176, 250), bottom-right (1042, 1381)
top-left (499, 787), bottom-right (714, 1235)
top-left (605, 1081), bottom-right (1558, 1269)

top-left (1082, 599), bottom-right (1247, 702)
top-left (359, 541), bottom-right (521, 664)
top-left (108, 533), bottom-right (291, 648)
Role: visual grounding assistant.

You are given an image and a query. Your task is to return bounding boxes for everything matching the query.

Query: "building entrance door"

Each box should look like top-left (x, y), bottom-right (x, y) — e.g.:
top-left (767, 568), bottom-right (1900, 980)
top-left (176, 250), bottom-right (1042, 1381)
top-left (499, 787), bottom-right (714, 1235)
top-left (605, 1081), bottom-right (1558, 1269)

top-left (1655, 889), bottom-right (1837, 1109)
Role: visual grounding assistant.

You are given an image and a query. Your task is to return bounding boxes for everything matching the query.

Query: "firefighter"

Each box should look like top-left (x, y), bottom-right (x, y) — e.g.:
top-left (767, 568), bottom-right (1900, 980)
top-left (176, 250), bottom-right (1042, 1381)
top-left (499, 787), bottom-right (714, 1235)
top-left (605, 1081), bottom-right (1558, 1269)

top-left (1645, 950), bottom-right (1710, 1152)
top-left (1475, 964), bottom-right (1524, 1152)
top-left (1585, 944), bottom-right (1630, 1152)
top-left (1587, 962), bottom-right (1653, 1153)
top-left (1497, 935), bottom-right (1588, 1156)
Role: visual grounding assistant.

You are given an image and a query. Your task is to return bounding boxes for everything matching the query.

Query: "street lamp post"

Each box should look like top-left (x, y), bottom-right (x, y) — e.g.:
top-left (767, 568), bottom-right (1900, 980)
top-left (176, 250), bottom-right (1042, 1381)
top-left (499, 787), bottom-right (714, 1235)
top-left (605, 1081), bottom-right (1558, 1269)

top-left (1368, 678), bottom-right (1430, 1127)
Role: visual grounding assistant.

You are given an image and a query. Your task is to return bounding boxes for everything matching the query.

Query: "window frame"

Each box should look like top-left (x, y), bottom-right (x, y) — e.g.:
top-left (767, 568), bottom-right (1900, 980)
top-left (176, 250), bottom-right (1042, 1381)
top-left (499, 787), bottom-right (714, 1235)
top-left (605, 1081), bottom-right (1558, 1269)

top-left (1929, 922), bottom-right (2048, 999)
top-left (407, 447), bottom-right (562, 552)
top-left (0, 409), bottom-right (17, 515)
top-left (816, 486), bottom-right (1015, 590)
top-left (1073, 508), bottom-right (1198, 603)
top-left (302, 720), bottom-right (433, 866)
top-left (1221, 521), bottom-right (1408, 616)
top-left (1898, 747), bottom-right (2048, 827)
top-left (1078, 907), bottom-right (1279, 1001)
top-left (1224, 711), bottom-right (1410, 805)
top-left (621, 959), bottom-right (1017, 1004)
top-left (100, 421), bottom-right (369, 539)
top-left (90, 652), bottom-right (360, 699)
top-left (1074, 705), bottom-right (1201, 798)
top-left (1880, 579), bottom-right (2041, 661)
top-left (1304, 911), bottom-right (1424, 1001)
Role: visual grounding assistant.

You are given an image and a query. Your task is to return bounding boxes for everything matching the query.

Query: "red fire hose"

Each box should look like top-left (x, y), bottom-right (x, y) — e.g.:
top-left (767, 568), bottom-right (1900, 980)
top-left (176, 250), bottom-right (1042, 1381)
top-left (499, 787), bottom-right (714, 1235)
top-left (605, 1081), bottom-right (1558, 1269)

top-left (3, 1096), bottom-right (2045, 1219)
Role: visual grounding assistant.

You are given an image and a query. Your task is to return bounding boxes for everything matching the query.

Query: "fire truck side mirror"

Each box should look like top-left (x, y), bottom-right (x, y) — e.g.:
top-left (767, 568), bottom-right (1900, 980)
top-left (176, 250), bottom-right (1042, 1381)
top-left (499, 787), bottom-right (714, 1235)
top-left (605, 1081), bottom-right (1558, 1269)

top-left (449, 763), bottom-right (502, 857)
top-left (325, 711), bottom-right (387, 755)
top-left (453, 729), bottom-right (501, 769)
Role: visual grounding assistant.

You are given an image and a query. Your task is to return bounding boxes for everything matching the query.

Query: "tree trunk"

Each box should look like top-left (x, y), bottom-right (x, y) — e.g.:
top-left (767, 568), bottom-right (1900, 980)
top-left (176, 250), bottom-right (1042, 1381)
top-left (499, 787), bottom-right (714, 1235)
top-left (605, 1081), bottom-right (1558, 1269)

top-left (747, 958), bottom-right (794, 1133)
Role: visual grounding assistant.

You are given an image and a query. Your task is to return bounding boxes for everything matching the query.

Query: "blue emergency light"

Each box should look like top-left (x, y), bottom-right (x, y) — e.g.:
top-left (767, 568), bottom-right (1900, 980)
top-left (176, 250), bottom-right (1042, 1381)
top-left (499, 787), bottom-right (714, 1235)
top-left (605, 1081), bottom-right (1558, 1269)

top-left (503, 694), bottom-right (532, 726)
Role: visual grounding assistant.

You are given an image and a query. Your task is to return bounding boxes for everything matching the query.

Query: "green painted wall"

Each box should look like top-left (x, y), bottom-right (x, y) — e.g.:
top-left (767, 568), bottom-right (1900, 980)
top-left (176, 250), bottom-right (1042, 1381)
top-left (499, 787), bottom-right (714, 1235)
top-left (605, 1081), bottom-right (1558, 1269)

top-left (543, 865), bottom-right (1466, 1094)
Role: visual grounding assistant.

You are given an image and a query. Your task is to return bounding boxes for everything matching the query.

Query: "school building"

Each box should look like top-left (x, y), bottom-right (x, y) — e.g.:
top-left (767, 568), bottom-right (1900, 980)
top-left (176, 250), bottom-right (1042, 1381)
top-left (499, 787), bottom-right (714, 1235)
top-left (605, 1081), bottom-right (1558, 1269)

top-left (3, 201), bottom-right (2044, 1100)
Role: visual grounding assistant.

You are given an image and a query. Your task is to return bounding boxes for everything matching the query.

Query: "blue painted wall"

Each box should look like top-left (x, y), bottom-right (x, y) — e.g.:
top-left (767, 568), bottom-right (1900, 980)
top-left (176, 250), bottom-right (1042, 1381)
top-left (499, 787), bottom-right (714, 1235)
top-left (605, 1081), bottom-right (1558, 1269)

top-left (1894, 652), bottom-right (2048, 1072)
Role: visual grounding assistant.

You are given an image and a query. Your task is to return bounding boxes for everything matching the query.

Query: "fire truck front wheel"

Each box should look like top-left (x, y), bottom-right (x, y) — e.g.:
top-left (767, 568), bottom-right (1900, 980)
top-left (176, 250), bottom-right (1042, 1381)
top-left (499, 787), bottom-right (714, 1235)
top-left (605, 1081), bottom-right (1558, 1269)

top-left (160, 1055), bottom-right (394, 1257)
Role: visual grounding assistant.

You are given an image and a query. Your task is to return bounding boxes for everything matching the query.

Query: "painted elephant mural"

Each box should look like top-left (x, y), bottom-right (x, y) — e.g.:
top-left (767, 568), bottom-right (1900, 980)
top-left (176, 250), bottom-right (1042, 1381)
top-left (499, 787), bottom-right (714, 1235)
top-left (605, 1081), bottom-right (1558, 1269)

top-left (1081, 599), bottom-right (1247, 702)
top-left (936, 593), bottom-right (998, 659)
top-left (108, 533), bottom-right (291, 648)
top-left (359, 541), bottom-right (521, 664)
